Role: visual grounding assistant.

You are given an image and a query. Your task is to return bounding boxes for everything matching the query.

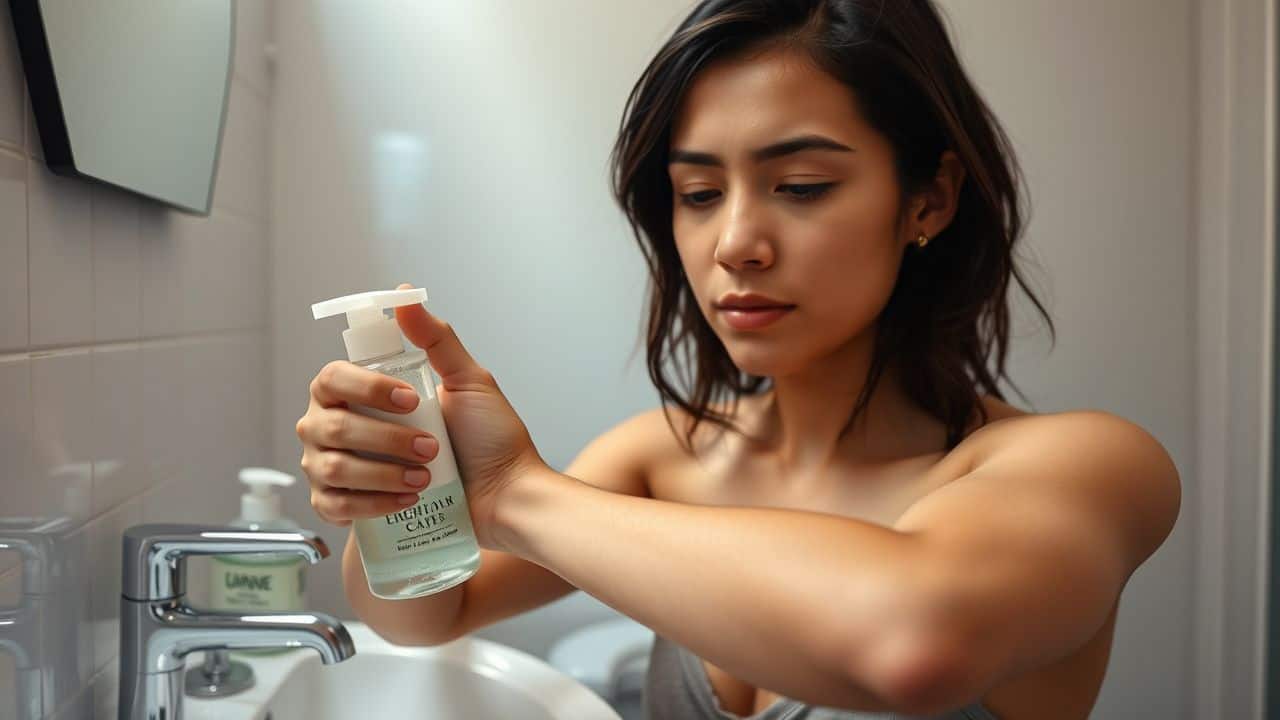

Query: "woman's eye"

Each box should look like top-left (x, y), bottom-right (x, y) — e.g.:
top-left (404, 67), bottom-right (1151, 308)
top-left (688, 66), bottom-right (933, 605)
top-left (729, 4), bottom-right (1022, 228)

top-left (777, 182), bottom-right (836, 201)
top-left (678, 189), bottom-right (720, 207)
top-left (677, 183), bottom-right (836, 208)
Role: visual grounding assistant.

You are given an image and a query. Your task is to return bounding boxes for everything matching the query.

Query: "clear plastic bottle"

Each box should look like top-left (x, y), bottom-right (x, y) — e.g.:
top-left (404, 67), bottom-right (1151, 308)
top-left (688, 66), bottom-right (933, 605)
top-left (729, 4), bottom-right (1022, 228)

top-left (312, 288), bottom-right (481, 599)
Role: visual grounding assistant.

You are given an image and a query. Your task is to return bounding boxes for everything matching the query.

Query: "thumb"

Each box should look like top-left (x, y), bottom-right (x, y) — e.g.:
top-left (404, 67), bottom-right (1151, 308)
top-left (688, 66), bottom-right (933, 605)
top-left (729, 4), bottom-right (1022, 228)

top-left (392, 283), bottom-right (488, 386)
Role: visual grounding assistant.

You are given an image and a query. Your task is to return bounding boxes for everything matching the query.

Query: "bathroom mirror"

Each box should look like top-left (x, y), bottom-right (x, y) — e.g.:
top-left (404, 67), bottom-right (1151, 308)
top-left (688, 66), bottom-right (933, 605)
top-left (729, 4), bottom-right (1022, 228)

top-left (7, 0), bottom-right (233, 215)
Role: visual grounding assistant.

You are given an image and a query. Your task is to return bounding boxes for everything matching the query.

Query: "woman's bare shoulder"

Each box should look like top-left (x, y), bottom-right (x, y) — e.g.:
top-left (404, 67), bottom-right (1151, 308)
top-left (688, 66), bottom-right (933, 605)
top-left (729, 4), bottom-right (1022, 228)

top-left (960, 396), bottom-right (1170, 477)
top-left (567, 404), bottom-right (719, 498)
top-left (949, 394), bottom-right (1035, 467)
top-left (636, 394), bottom-right (1035, 459)
top-left (624, 394), bottom-right (1041, 487)
top-left (619, 401), bottom-right (746, 483)
top-left (563, 408), bottom-right (677, 498)
top-left (976, 394), bottom-right (1033, 424)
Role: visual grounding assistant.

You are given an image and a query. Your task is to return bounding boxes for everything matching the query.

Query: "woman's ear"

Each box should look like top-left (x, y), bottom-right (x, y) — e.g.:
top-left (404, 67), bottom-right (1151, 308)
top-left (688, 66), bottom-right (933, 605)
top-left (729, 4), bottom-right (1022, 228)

top-left (904, 150), bottom-right (966, 248)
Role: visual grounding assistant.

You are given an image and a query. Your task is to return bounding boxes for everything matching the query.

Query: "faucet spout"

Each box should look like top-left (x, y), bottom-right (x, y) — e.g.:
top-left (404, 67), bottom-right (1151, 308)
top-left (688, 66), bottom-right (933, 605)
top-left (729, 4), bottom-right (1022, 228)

top-left (122, 524), bottom-right (331, 601)
top-left (157, 603), bottom-right (356, 665)
top-left (117, 524), bottom-right (357, 719)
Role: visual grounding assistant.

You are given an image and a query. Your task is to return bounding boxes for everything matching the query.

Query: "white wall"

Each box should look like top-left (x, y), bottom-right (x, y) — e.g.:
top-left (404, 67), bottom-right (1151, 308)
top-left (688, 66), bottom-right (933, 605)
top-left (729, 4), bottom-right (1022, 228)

top-left (269, 0), bottom-right (679, 657)
top-left (0, 2), bottom-right (275, 719)
top-left (268, 2), bottom-right (1215, 717)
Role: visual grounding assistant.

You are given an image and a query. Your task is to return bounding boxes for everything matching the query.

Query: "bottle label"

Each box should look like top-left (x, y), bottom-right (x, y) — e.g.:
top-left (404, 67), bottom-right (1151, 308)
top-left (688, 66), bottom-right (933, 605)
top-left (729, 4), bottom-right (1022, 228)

top-left (208, 556), bottom-right (306, 611)
top-left (354, 481), bottom-right (477, 560)
top-left (348, 377), bottom-right (479, 563)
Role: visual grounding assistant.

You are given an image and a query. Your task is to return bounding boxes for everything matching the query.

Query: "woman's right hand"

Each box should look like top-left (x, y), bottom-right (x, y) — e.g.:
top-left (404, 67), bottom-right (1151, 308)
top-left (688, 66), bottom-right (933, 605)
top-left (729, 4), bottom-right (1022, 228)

top-left (295, 361), bottom-right (442, 527)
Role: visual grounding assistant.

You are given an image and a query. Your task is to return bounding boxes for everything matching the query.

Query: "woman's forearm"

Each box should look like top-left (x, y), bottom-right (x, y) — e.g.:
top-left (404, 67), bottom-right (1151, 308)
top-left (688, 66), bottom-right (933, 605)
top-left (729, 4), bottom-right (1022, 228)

top-left (493, 468), bottom-right (951, 712)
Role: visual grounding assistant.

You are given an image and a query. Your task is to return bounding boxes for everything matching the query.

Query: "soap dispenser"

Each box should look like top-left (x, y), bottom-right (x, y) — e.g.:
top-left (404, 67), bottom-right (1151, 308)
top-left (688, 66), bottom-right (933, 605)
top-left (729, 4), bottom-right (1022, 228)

top-left (209, 467), bottom-right (308, 618)
top-left (311, 287), bottom-right (481, 600)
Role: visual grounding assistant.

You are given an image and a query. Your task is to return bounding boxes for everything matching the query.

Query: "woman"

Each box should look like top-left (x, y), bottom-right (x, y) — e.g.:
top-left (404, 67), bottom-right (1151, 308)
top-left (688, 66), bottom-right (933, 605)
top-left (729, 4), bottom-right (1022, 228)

top-left (295, 1), bottom-right (1181, 717)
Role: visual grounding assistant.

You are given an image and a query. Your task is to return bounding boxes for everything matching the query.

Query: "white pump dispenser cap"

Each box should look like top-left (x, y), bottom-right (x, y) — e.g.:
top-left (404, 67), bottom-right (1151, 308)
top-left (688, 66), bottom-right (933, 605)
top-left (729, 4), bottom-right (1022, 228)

top-left (311, 288), bottom-right (428, 364)
top-left (238, 467), bottom-right (295, 524)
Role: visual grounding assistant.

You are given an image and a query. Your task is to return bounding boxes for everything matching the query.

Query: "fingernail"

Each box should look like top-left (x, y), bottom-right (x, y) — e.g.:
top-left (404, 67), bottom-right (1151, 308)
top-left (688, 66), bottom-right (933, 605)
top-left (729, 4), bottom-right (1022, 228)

top-left (404, 468), bottom-right (429, 488)
top-left (398, 493), bottom-right (419, 506)
top-left (390, 387), bottom-right (418, 409)
top-left (413, 436), bottom-right (438, 458)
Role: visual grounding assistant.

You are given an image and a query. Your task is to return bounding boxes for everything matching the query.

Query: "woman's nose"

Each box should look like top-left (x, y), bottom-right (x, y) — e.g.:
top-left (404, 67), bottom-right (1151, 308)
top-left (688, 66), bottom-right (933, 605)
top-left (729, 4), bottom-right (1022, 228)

top-left (713, 199), bottom-right (775, 270)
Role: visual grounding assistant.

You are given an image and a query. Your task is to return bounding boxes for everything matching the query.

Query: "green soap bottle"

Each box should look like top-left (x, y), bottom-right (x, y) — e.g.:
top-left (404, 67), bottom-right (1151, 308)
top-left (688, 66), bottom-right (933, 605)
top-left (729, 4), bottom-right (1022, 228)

top-left (208, 467), bottom-right (309, 656)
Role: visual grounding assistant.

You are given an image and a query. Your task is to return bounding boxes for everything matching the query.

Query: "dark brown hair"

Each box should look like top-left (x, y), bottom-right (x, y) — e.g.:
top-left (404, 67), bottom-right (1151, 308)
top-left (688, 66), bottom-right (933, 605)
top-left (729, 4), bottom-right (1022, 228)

top-left (609, 0), bottom-right (1053, 453)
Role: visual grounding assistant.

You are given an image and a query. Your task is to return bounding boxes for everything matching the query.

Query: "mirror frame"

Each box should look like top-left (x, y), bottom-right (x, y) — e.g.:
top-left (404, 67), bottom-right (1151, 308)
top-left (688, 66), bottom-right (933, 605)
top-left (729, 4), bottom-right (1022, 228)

top-left (6, 0), bottom-right (233, 215)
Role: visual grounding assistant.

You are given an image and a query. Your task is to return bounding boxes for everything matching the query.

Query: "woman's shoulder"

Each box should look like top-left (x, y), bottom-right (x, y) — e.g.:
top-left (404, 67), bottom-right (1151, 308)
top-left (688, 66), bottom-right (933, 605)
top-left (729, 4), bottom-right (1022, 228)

top-left (969, 393), bottom-right (1033, 434)
top-left (630, 393), bottom-right (1037, 463)
top-left (610, 402), bottom-right (743, 491)
top-left (957, 396), bottom-right (1173, 478)
top-left (618, 394), bottom-right (1126, 489)
top-left (572, 404), bottom-right (724, 498)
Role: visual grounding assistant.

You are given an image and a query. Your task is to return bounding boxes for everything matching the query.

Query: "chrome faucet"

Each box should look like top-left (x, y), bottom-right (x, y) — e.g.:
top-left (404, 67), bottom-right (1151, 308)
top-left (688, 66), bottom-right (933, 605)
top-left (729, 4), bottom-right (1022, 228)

top-left (118, 523), bottom-right (356, 720)
top-left (0, 517), bottom-right (71, 720)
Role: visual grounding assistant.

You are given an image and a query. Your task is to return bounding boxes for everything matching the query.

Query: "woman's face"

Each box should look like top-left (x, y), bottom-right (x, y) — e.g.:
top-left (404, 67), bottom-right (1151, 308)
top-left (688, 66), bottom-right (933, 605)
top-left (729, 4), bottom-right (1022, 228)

top-left (668, 47), bottom-right (915, 378)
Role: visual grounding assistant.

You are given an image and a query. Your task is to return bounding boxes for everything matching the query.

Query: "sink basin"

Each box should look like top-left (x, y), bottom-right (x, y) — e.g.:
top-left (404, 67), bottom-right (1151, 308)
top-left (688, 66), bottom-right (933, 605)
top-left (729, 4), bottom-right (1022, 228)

top-left (183, 622), bottom-right (623, 720)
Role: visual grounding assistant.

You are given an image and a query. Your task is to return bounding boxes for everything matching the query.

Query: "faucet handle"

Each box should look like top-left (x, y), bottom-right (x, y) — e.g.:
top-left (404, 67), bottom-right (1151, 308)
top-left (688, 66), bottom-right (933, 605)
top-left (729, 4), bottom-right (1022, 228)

top-left (122, 523), bottom-right (330, 601)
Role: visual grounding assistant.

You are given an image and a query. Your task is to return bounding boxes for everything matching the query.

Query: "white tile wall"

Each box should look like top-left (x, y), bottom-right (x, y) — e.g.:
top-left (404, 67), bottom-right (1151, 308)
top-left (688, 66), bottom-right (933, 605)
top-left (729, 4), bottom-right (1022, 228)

top-left (0, 359), bottom-right (34, 713)
top-left (138, 208), bottom-right (186, 338)
top-left (47, 687), bottom-right (91, 720)
top-left (0, 356), bottom-right (31, 571)
top-left (0, 2), bottom-right (276, 718)
top-left (89, 660), bottom-right (119, 720)
top-left (0, 569), bottom-right (29, 719)
top-left (0, 147), bottom-right (28, 351)
top-left (215, 82), bottom-right (269, 222)
top-left (89, 186), bottom-right (141, 343)
top-left (29, 352), bottom-right (94, 525)
top-left (90, 346), bottom-right (145, 515)
top-left (139, 340), bottom-right (185, 500)
top-left (0, 3), bottom-right (23, 150)
top-left (27, 160), bottom-right (93, 348)
top-left (87, 498), bottom-right (142, 673)
top-left (232, 1), bottom-right (271, 97)
top-left (0, 360), bottom-right (32, 548)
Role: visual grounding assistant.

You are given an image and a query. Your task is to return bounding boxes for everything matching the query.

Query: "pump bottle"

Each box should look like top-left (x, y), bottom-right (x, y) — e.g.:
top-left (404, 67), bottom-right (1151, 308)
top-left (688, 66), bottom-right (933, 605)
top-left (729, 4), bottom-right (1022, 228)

top-left (209, 467), bottom-right (309, 654)
top-left (311, 287), bottom-right (481, 599)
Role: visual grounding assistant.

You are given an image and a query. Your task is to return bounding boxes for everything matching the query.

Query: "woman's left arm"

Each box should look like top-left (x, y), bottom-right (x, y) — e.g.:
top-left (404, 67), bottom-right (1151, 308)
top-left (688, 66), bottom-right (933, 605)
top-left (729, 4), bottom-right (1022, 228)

top-left (492, 411), bottom-right (1180, 715)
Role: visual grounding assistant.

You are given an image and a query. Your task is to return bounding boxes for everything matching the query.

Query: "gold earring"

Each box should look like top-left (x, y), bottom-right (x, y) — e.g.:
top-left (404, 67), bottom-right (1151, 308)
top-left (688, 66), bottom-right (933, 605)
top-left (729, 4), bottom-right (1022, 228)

top-left (916, 232), bottom-right (930, 248)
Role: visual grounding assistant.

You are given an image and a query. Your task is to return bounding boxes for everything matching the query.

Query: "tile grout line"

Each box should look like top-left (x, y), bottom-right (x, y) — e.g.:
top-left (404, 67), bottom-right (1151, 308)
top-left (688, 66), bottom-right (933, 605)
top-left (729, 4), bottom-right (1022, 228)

top-left (0, 326), bottom-right (271, 363)
top-left (89, 188), bottom-right (99, 521)
top-left (24, 135), bottom-right (30, 367)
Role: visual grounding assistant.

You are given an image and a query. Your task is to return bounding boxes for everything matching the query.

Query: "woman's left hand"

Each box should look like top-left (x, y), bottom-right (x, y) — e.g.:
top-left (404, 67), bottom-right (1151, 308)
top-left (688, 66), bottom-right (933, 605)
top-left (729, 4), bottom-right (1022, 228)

top-left (392, 283), bottom-right (550, 550)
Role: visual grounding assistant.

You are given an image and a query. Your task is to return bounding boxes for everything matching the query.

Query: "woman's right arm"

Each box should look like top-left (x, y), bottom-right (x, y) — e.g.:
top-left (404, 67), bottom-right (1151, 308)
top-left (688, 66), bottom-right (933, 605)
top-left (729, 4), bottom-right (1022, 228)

top-left (297, 359), bottom-right (656, 646)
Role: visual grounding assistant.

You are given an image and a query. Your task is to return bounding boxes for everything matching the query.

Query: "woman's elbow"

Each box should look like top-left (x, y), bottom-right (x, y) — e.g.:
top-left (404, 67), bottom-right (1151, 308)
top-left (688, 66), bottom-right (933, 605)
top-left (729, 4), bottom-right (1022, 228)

top-left (853, 618), bottom-right (993, 716)
top-left (873, 639), bottom-right (984, 715)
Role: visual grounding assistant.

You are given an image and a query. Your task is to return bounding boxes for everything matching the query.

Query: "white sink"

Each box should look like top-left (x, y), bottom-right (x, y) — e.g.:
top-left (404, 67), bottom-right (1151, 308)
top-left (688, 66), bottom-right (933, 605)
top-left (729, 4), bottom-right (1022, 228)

top-left (183, 622), bottom-right (623, 720)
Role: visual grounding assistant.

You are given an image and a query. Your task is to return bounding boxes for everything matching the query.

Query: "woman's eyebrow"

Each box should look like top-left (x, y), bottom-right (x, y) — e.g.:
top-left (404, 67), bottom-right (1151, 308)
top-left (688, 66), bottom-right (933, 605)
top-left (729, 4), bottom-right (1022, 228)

top-left (668, 134), bottom-right (856, 167)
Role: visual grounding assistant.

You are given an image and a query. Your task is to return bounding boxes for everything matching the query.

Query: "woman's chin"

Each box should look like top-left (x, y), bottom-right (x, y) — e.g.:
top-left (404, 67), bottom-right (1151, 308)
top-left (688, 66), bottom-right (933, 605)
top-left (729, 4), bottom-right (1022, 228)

top-left (724, 347), bottom-right (801, 378)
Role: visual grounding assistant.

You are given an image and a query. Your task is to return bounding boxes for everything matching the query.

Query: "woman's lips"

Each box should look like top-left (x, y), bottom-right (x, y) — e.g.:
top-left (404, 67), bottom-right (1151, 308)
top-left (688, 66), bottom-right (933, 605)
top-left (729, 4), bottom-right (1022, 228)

top-left (718, 305), bottom-right (795, 330)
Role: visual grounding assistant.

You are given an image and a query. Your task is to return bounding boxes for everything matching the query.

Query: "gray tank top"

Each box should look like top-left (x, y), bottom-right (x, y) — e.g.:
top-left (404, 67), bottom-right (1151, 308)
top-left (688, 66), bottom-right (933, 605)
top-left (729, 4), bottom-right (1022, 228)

top-left (643, 633), bottom-right (1001, 720)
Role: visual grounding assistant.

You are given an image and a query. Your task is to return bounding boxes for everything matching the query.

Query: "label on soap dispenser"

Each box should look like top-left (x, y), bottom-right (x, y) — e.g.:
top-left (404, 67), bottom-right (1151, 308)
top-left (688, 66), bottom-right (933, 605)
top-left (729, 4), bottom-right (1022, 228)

top-left (209, 555), bottom-right (307, 611)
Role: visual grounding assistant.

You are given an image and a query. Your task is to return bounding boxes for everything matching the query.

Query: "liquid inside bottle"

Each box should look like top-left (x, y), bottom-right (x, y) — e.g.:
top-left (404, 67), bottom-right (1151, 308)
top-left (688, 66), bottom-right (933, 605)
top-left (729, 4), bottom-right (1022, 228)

top-left (349, 348), bottom-right (480, 599)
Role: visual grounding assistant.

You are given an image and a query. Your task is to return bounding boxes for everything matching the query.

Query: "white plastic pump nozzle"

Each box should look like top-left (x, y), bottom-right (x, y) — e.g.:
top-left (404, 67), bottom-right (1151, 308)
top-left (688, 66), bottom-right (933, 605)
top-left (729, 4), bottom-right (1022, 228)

top-left (238, 467), bottom-right (296, 524)
top-left (311, 288), bottom-right (428, 364)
